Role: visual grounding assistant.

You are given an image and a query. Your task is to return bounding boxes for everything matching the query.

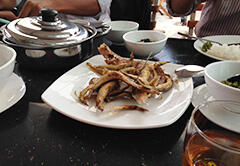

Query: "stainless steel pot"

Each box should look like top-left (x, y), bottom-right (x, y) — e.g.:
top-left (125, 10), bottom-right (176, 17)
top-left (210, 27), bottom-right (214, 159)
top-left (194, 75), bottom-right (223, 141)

top-left (2, 8), bottom-right (110, 70)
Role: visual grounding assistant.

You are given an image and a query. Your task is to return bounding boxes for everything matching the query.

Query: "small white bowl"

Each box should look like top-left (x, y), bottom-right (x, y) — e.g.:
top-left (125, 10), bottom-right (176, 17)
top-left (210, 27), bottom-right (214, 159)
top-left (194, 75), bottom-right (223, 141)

top-left (204, 61), bottom-right (240, 103)
top-left (105, 21), bottom-right (139, 43)
top-left (123, 30), bottom-right (168, 57)
top-left (0, 44), bottom-right (16, 91)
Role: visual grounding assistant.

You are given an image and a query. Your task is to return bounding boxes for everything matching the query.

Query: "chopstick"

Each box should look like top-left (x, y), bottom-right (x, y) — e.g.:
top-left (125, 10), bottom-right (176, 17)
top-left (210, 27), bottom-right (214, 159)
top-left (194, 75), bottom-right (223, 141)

top-left (178, 32), bottom-right (223, 45)
top-left (178, 32), bottom-right (240, 46)
top-left (228, 43), bottom-right (240, 46)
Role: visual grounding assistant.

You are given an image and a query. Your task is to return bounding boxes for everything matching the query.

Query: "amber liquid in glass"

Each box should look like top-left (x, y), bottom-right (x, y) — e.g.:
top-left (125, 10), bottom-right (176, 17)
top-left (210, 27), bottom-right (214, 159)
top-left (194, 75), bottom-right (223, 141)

top-left (182, 130), bottom-right (240, 166)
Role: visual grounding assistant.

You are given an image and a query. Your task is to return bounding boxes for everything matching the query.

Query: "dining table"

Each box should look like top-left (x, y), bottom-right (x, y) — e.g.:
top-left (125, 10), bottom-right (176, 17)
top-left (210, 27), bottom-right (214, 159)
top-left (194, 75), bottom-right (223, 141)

top-left (0, 36), bottom-right (216, 166)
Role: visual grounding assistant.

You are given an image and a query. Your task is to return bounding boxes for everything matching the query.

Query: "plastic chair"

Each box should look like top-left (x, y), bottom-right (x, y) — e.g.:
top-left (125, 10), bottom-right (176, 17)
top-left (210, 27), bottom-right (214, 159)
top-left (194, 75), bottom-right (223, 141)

top-left (150, 0), bottom-right (172, 29)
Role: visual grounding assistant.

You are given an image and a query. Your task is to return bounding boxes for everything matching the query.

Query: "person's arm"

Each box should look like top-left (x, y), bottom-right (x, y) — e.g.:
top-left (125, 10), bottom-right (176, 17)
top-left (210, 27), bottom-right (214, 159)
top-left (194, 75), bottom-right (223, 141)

top-left (0, 10), bottom-right (17, 20)
top-left (0, 0), bottom-right (16, 9)
top-left (166, 0), bottom-right (204, 16)
top-left (0, 0), bottom-right (101, 21)
top-left (0, 0), bottom-right (19, 20)
top-left (18, 0), bottom-right (101, 18)
top-left (171, 0), bottom-right (195, 15)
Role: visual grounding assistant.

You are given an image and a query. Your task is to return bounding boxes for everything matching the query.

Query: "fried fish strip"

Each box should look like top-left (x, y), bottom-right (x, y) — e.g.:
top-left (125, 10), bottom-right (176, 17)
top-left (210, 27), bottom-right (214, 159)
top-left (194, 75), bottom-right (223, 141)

top-left (108, 84), bottom-right (130, 96)
top-left (98, 43), bottom-right (146, 71)
top-left (156, 74), bottom-right (173, 92)
top-left (136, 75), bottom-right (172, 94)
top-left (132, 88), bottom-right (151, 104)
top-left (105, 105), bottom-right (148, 112)
top-left (78, 43), bottom-right (174, 112)
top-left (86, 62), bottom-right (106, 75)
top-left (149, 66), bottom-right (158, 86)
top-left (96, 80), bottom-right (118, 111)
top-left (154, 63), bottom-right (167, 84)
top-left (83, 71), bottom-right (144, 101)
top-left (87, 62), bottom-right (131, 75)
top-left (78, 84), bottom-right (94, 106)
top-left (149, 62), bottom-right (169, 87)
top-left (98, 43), bottom-right (129, 65)
top-left (93, 71), bottom-right (143, 90)
top-left (106, 91), bottom-right (132, 103)
top-left (120, 67), bottom-right (136, 73)
top-left (140, 61), bottom-right (169, 83)
top-left (89, 78), bottom-right (99, 85)
top-left (90, 63), bottom-right (129, 71)
top-left (77, 77), bottom-right (99, 105)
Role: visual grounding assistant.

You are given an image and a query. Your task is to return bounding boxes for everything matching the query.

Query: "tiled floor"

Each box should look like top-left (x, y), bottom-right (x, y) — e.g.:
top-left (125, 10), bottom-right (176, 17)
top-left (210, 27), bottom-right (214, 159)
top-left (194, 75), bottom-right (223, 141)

top-left (153, 5), bottom-right (201, 38)
top-left (154, 13), bottom-right (189, 38)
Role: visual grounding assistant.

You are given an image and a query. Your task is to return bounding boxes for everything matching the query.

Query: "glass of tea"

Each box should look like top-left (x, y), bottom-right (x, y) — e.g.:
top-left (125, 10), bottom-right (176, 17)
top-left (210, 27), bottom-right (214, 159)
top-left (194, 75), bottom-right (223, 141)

top-left (183, 100), bottom-right (240, 166)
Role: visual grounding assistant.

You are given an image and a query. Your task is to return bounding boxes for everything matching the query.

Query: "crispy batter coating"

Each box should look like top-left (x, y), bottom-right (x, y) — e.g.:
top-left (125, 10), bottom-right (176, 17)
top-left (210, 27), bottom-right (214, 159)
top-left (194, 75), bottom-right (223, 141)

top-left (98, 43), bottom-right (129, 65)
top-left (96, 80), bottom-right (118, 111)
top-left (105, 105), bottom-right (148, 112)
top-left (76, 43), bottom-right (174, 112)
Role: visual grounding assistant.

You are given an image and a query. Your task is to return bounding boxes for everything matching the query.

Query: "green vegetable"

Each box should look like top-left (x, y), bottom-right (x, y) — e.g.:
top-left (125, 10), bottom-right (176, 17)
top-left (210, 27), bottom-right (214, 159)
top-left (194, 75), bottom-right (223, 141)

top-left (201, 41), bottom-right (212, 52)
top-left (221, 80), bottom-right (240, 89)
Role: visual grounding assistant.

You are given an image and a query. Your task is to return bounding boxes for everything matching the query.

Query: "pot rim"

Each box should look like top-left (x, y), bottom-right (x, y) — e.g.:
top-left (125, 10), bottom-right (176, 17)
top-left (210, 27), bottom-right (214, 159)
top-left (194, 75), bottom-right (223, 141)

top-left (3, 24), bottom-right (97, 49)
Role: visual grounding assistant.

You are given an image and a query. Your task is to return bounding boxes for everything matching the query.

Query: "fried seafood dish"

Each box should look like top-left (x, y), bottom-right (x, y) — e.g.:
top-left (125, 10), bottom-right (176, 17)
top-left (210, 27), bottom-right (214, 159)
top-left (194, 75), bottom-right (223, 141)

top-left (75, 43), bottom-right (173, 112)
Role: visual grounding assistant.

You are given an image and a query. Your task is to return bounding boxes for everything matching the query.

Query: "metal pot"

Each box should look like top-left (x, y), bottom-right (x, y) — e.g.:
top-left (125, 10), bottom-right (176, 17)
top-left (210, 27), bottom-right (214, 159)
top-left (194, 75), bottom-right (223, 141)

top-left (2, 8), bottom-right (110, 70)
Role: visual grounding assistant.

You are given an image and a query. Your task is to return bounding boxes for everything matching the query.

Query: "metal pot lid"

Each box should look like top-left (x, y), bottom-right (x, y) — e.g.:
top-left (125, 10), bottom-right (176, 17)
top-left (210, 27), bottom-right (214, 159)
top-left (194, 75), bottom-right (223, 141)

top-left (3, 8), bottom-right (97, 49)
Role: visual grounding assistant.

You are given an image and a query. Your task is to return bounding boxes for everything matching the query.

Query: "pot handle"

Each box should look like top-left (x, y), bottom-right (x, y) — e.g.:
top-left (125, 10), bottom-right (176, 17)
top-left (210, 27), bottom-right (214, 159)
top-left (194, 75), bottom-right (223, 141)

top-left (2, 36), bottom-right (20, 47)
top-left (93, 23), bottom-right (111, 38)
top-left (0, 19), bottom-right (10, 39)
top-left (69, 19), bottom-right (111, 38)
top-left (2, 36), bottom-right (42, 49)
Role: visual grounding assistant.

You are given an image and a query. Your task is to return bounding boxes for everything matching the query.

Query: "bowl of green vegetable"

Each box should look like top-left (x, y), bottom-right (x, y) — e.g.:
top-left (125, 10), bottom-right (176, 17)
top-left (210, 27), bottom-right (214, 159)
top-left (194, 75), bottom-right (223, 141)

top-left (204, 61), bottom-right (240, 103)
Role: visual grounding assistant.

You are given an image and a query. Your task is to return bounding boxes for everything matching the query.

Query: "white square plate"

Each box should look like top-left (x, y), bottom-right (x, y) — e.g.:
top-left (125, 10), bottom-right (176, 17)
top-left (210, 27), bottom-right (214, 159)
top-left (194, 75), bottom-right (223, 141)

top-left (41, 55), bottom-right (193, 129)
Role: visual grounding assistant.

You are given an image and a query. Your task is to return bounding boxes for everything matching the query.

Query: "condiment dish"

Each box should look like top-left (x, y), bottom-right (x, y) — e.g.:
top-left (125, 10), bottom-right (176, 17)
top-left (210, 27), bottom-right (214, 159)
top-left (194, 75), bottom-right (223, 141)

top-left (105, 20), bottom-right (139, 43)
top-left (123, 30), bottom-right (167, 57)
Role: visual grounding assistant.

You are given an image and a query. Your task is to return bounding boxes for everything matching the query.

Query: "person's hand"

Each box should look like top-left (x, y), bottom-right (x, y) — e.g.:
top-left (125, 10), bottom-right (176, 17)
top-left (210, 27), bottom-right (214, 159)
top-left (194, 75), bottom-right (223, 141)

top-left (18, 0), bottom-right (54, 18)
top-left (0, 0), bottom-right (16, 9)
top-left (0, 0), bottom-right (54, 20)
top-left (1, 0), bottom-right (101, 20)
top-left (0, 11), bottom-right (17, 20)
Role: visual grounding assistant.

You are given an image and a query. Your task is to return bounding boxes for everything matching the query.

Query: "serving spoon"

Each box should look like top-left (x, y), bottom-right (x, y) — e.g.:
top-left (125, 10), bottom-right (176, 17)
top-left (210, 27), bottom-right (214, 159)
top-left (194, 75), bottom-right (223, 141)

top-left (175, 65), bottom-right (204, 77)
top-left (175, 64), bottom-right (240, 82)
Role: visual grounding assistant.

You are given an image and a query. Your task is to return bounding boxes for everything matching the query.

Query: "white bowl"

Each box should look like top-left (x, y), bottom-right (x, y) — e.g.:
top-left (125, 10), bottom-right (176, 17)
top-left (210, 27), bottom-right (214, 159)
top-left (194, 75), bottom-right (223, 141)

top-left (204, 61), bottom-right (240, 103)
top-left (105, 21), bottom-right (139, 43)
top-left (0, 44), bottom-right (16, 91)
top-left (123, 30), bottom-right (168, 57)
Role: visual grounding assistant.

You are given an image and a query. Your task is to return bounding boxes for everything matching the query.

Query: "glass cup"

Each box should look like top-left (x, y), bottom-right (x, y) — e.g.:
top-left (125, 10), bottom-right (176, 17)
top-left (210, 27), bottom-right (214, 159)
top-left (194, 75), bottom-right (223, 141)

top-left (182, 100), bottom-right (240, 166)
